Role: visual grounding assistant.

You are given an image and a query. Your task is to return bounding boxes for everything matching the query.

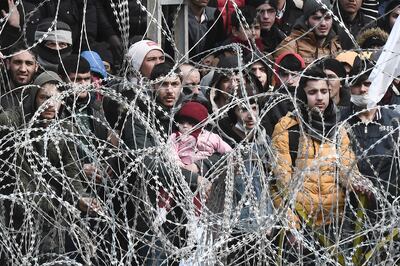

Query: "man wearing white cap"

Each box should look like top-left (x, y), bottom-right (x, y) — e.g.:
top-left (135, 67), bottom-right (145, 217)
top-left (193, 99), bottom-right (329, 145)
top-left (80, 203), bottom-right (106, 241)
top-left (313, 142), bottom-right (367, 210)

top-left (126, 39), bottom-right (165, 79)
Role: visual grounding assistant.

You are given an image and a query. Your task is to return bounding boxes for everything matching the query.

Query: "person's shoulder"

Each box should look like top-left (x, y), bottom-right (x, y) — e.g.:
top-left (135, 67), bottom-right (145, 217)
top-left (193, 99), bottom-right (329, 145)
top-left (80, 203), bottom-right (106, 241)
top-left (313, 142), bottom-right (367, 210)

top-left (339, 106), bottom-right (353, 122)
top-left (380, 107), bottom-right (400, 123)
top-left (0, 108), bottom-right (23, 126)
top-left (273, 112), bottom-right (299, 136)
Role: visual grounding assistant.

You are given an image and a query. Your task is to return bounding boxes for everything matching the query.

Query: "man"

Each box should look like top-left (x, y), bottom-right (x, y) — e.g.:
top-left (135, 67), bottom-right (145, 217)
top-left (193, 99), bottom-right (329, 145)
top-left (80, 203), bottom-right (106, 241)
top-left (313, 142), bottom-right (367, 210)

top-left (262, 52), bottom-right (305, 136)
top-left (0, 71), bottom-right (100, 264)
top-left (245, 51), bottom-right (273, 91)
top-left (188, 0), bottom-right (226, 61)
top-left (121, 62), bottom-right (217, 264)
top-left (274, 0), bottom-right (342, 65)
top-left (209, 56), bottom-right (247, 112)
top-left (341, 57), bottom-right (400, 204)
top-left (34, 18), bottom-right (73, 72)
top-left (179, 63), bottom-right (209, 106)
top-left (1, 46), bottom-right (38, 110)
top-left (272, 67), bottom-right (371, 264)
top-left (319, 58), bottom-right (350, 111)
top-left (335, 0), bottom-right (376, 49)
top-left (248, 0), bottom-right (287, 53)
top-left (58, 55), bottom-right (111, 184)
top-left (126, 39), bottom-right (165, 80)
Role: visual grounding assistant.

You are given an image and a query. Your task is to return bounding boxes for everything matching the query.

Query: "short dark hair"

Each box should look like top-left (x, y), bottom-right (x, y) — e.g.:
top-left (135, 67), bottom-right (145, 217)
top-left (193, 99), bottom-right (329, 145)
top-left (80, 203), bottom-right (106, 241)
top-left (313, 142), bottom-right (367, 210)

top-left (150, 61), bottom-right (181, 81)
top-left (231, 6), bottom-right (260, 29)
top-left (7, 44), bottom-right (37, 60)
top-left (278, 54), bottom-right (304, 75)
top-left (58, 54), bottom-right (90, 80)
top-left (296, 67), bottom-right (329, 105)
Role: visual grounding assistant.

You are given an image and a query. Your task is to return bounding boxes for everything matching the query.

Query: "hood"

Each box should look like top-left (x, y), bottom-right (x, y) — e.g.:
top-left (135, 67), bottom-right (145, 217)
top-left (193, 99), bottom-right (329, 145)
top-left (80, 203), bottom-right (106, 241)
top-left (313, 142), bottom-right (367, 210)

top-left (81, 51), bottom-right (108, 79)
top-left (23, 71), bottom-right (63, 123)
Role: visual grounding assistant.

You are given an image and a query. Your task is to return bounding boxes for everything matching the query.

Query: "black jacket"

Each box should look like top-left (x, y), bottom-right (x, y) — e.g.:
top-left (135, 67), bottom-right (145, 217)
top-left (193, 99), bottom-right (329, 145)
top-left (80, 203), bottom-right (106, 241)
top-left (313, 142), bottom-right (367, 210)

top-left (188, 6), bottom-right (226, 61)
top-left (23, 0), bottom-right (97, 50)
top-left (335, 9), bottom-right (376, 50)
top-left (341, 106), bottom-right (400, 200)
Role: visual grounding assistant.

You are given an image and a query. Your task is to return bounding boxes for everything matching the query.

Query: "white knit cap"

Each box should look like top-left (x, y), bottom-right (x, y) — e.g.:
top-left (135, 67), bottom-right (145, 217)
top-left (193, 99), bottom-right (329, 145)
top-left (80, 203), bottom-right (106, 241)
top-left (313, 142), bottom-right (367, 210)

top-left (127, 40), bottom-right (164, 72)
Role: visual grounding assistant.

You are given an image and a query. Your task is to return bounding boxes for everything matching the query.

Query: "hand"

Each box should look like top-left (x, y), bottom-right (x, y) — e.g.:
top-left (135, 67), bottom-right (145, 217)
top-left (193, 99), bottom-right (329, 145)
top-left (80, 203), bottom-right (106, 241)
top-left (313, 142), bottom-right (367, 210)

top-left (83, 163), bottom-right (102, 183)
top-left (1, 0), bottom-right (20, 29)
top-left (183, 163), bottom-right (199, 173)
top-left (78, 197), bottom-right (103, 216)
top-left (197, 175), bottom-right (212, 201)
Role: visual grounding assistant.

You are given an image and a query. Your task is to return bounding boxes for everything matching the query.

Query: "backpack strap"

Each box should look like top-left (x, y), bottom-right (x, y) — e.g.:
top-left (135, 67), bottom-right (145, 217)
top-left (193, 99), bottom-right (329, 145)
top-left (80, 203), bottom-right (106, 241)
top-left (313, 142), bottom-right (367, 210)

top-left (288, 124), bottom-right (300, 167)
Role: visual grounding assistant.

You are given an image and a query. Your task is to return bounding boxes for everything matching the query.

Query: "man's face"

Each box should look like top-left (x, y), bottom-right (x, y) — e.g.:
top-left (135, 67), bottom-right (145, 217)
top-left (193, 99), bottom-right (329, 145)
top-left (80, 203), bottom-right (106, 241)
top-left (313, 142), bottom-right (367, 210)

top-left (304, 79), bottom-right (330, 112)
top-left (140, 49), bottom-right (165, 78)
top-left (234, 103), bottom-right (259, 129)
top-left (232, 23), bottom-right (261, 41)
top-left (257, 3), bottom-right (276, 30)
top-left (44, 40), bottom-right (69, 50)
top-left (190, 0), bottom-right (209, 8)
top-left (200, 54), bottom-right (217, 77)
top-left (279, 70), bottom-right (301, 87)
top-left (182, 68), bottom-right (201, 95)
top-left (339, 0), bottom-right (362, 15)
top-left (325, 69), bottom-right (341, 99)
top-left (350, 79), bottom-right (371, 95)
top-left (68, 72), bottom-right (91, 99)
top-left (6, 51), bottom-right (38, 87)
top-left (154, 75), bottom-right (182, 108)
top-left (251, 61), bottom-right (268, 87)
top-left (307, 11), bottom-right (333, 38)
top-left (219, 73), bottom-right (242, 94)
top-left (35, 83), bottom-right (62, 120)
top-left (389, 6), bottom-right (400, 29)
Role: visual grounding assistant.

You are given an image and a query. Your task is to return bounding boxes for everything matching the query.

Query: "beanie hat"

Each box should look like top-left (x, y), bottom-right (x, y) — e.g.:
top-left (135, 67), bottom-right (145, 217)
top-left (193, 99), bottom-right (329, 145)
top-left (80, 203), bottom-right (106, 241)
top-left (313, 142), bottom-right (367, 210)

top-left (81, 51), bottom-right (107, 78)
top-left (247, 0), bottom-right (278, 10)
top-left (176, 101), bottom-right (208, 124)
top-left (33, 71), bottom-right (62, 87)
top-left (303, 0), bottom-right (332, 19)
top-left (274, 52), bottom-right (306, 85)
top-left (127, 40), bottom-right (164, 72)
top-left (58, 54), bottom-right (90, 79)
top-left (34, 18), bottom-right (73, 45)
top-left (34, 19), bottom-right (73, 66)
top-left (321, 58), bottom-right (347, 79)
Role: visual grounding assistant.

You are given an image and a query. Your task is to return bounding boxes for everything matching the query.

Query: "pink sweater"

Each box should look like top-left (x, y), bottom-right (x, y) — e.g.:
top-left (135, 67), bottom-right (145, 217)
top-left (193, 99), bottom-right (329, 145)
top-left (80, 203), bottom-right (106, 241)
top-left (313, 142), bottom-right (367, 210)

top-left (169, 130), bottom-right (232, 166)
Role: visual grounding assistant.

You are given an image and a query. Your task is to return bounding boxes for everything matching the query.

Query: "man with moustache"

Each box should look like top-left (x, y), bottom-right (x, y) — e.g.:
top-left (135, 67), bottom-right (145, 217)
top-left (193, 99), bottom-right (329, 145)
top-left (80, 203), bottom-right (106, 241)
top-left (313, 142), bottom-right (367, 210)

top-left (1, 46), bottom-right (38, 110)
top-left (274, 0), bottom-right (342, 66)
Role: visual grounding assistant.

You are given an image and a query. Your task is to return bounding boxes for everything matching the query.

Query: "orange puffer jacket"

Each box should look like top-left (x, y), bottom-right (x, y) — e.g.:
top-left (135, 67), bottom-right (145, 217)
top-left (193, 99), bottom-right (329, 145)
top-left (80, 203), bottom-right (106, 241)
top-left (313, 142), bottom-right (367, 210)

top-left (272, 113), bottom-right (358, 227)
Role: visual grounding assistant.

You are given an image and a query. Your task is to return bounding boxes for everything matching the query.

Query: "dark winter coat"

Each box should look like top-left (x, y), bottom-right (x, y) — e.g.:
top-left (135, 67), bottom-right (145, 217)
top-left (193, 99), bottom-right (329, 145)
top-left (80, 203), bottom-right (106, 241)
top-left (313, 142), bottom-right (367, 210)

top-left (188, 6), bottom-right (226, 61)
top-left (340, 106), bottom-right (400, 200)
top-left (22, 0), bottom-right (97, 50)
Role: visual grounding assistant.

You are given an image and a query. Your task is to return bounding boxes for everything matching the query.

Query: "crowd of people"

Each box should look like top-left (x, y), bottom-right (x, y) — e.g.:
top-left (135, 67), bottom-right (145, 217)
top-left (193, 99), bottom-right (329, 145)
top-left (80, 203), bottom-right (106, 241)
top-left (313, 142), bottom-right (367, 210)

top-left (0, 0), bottom-right (400, 265)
